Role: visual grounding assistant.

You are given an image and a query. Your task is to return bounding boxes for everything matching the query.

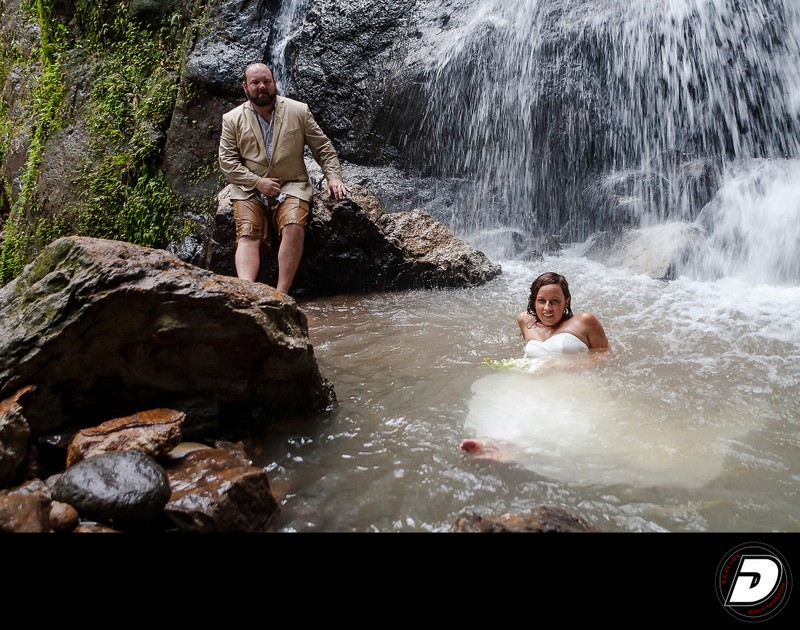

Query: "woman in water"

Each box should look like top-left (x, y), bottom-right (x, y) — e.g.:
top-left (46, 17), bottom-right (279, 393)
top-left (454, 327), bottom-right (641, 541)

top-left (460, 272), bottom-right (609, 455)
top-left (516, 271), bottom-right (609, 356)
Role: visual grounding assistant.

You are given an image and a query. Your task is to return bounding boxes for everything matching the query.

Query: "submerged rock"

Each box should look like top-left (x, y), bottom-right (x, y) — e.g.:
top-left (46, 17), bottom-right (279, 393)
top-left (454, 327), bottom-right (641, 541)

top-left (453, 507), bottom-right (602, 533)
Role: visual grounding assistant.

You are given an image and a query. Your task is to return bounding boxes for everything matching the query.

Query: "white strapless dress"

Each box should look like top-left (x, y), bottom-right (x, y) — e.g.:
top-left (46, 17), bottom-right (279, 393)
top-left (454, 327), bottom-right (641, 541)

top-left (524, 332), bottom-right (589, 358)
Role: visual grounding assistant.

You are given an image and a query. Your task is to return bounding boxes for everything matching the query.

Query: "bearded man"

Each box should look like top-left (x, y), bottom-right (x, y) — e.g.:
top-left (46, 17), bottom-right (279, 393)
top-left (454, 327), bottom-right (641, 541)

top-left (218, 62), bottom-right (349, 294)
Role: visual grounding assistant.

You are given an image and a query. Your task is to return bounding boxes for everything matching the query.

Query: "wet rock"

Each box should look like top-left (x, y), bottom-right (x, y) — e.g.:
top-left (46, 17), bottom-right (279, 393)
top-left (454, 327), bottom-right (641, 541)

top-left (165, 447), bottom-right (278, 533)
top-left (0, 387), bottom-right (31, 487)
top-left (73, 522), bottom-right (122, 533)
top-left (0, 479), bottom-right (79, 532)
top-left (0, 236), bottom-right (336, 435)
top-left (582, 222), bottom-right (708, 280)
top-left (66, 408), bottom-right (186, 467)
top-left (0, 486), bottom-right (51, 532)
top-left (209, 183), bottom-right (501, 297)
top-left (453, 507), bottom-right (602, 533)
top-left (50, 500), bottom-right (80, 532)
top-left (164, 441), bottom-right (213, 461)
top-left (51, 450), bottom-right (172, 530)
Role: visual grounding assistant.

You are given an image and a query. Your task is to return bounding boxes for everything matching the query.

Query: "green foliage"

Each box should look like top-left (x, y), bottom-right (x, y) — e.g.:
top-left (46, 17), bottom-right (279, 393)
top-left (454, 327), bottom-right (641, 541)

top-left (75, 22), bottom-right (182, 246)
top-left (0, 1), bottom-right (70, 283)
top-left (1, 0), bottom-right (213, 285)
top-left (79, 165), bottom-right (182, 247)
top-left (0, 221), bottom-right (31, 283)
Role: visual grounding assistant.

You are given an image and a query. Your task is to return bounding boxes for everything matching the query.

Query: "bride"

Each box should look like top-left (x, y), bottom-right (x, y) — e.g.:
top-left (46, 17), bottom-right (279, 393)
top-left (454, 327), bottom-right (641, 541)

top-left (460, 271), bottom-right (610, 456)
top-left (516, 271), bottom-right (609, 357)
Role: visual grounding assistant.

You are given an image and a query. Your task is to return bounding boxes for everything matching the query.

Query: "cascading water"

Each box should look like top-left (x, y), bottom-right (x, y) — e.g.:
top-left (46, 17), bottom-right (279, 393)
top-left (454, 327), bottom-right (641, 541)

top-left (258, 1), bottom-right (800, 534)
top-left (269, 0), bottom-right (310, 93)
top-left (402, 0), bottom-right (800, 282)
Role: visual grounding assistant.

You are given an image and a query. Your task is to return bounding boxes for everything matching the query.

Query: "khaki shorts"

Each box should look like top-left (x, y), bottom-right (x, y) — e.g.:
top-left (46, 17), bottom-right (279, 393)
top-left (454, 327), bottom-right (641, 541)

top-left (233, 195), bottom-right (309, 245)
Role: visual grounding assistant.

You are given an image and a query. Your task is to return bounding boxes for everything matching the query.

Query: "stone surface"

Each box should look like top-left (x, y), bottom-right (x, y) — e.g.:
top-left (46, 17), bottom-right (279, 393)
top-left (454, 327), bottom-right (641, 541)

top-left (582, 222), bottom-right (708, 281)
top-left (0, 236), bottom-right (336, 436)
top-left (51, 450), bottom-right (172, 530)
top-left (165, 447), bottom-right (278, 533)
top-left (453, 507), bottom-right (602, 533)
top-left (209, 183), bottom-right (502, 297)
top-left (49, 500), bottom-right (80, 532)
top-left (0, 387), bottom-right (32, 486)
top-left (66, 408), bottom-right (186, 467)
top-left (0, 486), bottom-right (51, 533)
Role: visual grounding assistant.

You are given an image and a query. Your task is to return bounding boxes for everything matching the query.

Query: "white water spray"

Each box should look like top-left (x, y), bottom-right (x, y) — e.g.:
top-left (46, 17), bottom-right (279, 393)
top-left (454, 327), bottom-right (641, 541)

top-left (409, 0), bottom-right (800, 280)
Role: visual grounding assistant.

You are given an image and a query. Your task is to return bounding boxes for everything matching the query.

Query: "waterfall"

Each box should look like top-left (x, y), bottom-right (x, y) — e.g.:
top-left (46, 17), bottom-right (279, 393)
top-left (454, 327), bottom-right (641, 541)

top-left (678, 158), bottom-right (800, 283)
top-left (269, 0), bottom-right (310, 94)
top-left (405, 0), bottom-right (800, 282)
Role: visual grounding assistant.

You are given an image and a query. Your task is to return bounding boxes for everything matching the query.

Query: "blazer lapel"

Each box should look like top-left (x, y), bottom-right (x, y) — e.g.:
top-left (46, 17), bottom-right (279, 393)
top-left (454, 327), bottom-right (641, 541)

top-left (243, 104), bottom-right (268, 161)
top-left (270, 97), bottom-right (286, 162)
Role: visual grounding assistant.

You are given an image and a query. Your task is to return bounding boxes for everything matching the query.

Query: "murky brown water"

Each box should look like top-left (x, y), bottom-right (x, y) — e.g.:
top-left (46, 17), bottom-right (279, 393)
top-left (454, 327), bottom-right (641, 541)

top-left (255, 256), bottom-right (800, 532)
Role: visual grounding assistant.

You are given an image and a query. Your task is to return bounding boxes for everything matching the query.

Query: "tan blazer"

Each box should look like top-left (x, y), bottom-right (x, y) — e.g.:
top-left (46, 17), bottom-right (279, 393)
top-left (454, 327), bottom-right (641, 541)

top-left (218, 96), bottom-right (343, 202)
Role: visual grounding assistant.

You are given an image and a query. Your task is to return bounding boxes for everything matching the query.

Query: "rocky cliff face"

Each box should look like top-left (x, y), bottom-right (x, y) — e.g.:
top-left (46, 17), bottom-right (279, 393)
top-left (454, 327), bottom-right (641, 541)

top-left (1, 0), bottom-right (486, 281)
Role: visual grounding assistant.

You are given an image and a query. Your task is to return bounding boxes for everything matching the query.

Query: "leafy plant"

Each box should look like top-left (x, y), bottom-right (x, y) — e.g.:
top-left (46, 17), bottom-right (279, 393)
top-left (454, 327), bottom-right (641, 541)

top-left (0, 0), bottom-right (213, 284)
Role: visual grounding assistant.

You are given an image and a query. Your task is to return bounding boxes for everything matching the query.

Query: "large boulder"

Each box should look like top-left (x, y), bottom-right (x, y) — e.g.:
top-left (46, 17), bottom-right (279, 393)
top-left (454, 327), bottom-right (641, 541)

top-left (0, 236), bottom-right (336, 436)
top-left (0, 387), bottom-right (31, 486)
top-left (204, 183), bottom-right (502, 298)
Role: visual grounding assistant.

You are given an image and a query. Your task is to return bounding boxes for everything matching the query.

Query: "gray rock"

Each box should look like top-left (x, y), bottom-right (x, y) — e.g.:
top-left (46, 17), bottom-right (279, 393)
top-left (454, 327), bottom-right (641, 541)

top-left (0, 236), bottom-right (336, 435)
top-left (51, 450), bottom-right (171, 530)
top-left (206, 183), bottom-right (501, 297)
top-left (581, 222), bottom-right (708, 281)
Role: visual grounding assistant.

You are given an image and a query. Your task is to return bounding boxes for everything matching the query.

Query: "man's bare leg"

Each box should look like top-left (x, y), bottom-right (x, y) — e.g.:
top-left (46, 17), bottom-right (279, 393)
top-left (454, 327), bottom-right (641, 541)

top-left (276, 223), bottom-right (304, 294)
top-left (235, 235), bottom-right (262, 281)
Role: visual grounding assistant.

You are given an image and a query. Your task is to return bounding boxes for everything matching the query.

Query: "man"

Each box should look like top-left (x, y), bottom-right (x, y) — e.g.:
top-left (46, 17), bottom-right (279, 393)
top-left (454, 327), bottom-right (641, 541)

top-left (218, 62), bottom-right (349, 294)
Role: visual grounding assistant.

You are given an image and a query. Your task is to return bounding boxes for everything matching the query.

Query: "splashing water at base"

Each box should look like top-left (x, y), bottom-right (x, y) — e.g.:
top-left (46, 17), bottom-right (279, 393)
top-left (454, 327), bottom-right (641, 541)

top-left (256, 257), bottom-right (800, 533)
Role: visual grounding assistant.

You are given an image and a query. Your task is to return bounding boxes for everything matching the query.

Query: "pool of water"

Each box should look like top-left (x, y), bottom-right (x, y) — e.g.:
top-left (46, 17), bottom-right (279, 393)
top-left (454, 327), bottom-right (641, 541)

top-left (255, 255), bottom-right (800, 533)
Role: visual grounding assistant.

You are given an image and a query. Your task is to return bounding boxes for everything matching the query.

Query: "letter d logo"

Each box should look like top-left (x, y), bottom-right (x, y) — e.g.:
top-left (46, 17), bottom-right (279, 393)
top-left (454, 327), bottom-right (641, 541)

top-left (716, 543), bottom-right (792, 622)
top-left (727, 557), bottom-right (781, 604)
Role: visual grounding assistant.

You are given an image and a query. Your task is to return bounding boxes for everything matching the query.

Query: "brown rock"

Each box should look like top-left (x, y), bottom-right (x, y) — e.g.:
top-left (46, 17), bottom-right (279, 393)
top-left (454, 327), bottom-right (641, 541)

top-left (165, 447), bottom-right (278, 533)
top-left (0, 387), bottom-right (32, 487)
top-left (49, 500), bottom-right (79, 532)
top-left (66, 408), bottom-right (185, 467)
top-left (453, 507), bottom-right (602, 533)
top-left (0, 487), bottom-right (51, 532)
top-left (0, 236), bottom-right (336, 435)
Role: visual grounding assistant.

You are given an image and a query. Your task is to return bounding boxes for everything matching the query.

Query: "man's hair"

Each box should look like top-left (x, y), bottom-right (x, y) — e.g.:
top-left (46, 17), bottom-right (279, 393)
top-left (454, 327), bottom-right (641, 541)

top-left (241, 62), bottom-right (274, 83)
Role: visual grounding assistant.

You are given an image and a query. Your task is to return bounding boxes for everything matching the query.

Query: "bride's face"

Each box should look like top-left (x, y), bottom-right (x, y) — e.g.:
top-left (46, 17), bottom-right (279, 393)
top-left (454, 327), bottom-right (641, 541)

top-left (535, 284), bottom-right (569, 326)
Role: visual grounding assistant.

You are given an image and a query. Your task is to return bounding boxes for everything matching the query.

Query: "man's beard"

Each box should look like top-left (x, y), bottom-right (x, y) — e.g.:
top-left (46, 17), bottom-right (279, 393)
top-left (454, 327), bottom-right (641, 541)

top-left (247, 89), bottom-right (277, 108)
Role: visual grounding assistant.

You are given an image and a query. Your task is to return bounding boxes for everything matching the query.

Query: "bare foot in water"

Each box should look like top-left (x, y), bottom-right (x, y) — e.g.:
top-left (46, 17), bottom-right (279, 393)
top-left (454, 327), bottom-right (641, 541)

top-left (460, 438), bottom-right (517, 463)
top-left (460, 439), bottom-right (484, 453)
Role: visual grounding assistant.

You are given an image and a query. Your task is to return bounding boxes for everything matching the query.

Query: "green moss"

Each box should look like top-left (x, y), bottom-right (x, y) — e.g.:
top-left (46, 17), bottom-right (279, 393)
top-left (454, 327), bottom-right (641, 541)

top-left (0, 0), bottom-right (69, 283)
top-left (0, 0), bottom-right (214, 286)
